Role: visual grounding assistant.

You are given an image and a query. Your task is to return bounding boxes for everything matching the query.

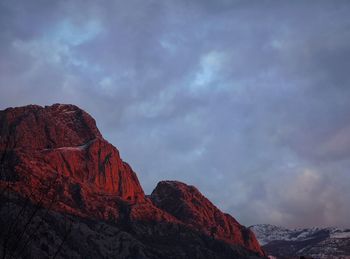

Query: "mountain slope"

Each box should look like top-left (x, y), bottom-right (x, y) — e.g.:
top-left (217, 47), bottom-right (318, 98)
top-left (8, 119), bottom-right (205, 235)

top-left (0, 192), bottom-right (264, 259)
top-left (0, 104), bottom-right (265, 258)
top-left (151, 181), bottom-right (263, 254)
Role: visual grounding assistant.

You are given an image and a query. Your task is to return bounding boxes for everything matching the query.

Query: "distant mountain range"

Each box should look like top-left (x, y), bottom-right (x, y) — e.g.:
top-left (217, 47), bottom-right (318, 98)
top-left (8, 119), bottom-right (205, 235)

top-left (250, 224), bottom-right (350, 258)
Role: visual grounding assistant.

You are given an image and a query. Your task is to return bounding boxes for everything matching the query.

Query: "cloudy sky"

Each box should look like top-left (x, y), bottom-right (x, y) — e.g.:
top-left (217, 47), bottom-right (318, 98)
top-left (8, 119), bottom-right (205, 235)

top-left (1, 0), bottom-right (350, 228)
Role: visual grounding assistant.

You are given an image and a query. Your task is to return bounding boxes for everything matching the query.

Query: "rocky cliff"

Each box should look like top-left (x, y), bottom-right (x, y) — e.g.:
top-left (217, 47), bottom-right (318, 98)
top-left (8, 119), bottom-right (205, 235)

top-left (0, 104), bottom-right (265, 258)
top-left (151, 181), bottom-right (263, 254)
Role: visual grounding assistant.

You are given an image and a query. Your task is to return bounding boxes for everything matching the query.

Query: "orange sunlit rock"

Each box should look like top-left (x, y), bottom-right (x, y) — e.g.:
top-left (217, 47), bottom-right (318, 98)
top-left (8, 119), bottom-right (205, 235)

top-left (0, 104), bottom-right (265, 257)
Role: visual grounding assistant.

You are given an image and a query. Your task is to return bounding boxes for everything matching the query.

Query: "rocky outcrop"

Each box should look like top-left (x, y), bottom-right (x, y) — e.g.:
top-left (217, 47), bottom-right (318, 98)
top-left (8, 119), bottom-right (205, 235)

top-left (0, 104), bottom-right (147, 221)
top-left (0, 104), bottom-right (265, 258)
top-left (151, 181), bottom-right (265, 256)
top-left (0, 104), bottom-right (101, 150)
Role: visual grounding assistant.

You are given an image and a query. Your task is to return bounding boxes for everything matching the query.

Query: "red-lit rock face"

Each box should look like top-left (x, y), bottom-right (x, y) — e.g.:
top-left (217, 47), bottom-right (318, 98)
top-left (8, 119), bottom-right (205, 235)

top-left (0, 104), bottom-right (265, 257)
top-left (151, 181), bottom-right (265, 256)
top-left (0, 104), bottom-right (145, 220)
top-left (0, 104), bottom-right (101, 150)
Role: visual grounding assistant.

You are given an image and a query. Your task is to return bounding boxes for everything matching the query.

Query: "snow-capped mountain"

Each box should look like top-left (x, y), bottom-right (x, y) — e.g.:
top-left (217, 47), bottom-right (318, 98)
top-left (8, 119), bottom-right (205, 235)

top-left (250, 224), bottom-right (350, 258)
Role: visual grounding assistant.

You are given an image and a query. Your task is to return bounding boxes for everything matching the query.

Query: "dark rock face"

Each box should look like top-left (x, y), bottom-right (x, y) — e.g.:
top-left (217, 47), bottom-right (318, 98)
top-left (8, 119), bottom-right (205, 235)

top-left (0, 193), bottom-right (263, 259)
top-left (0, 104), bottom-right (265, 258)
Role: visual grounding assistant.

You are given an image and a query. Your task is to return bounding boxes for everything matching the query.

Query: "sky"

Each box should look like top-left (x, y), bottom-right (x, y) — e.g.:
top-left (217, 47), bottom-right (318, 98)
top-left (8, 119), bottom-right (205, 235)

top-left (1, 0), bottom-right (350, 228)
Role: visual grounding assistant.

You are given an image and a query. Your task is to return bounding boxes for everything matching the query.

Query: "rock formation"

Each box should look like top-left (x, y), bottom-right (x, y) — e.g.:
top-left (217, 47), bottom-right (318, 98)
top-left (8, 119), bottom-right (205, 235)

top-left (151, 181), bottom-right (264, 255)
top-left (0, 104), bottom-right (265, 258)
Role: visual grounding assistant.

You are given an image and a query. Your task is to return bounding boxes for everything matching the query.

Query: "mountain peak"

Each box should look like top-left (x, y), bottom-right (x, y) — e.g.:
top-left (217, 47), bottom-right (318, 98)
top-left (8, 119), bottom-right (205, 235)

top-left (0, 104), bottom-right (266, 258)
top-left (0, 103), bottom-right (145, 216)
top-left (151, 180), bottom-right (265, 256)
top-left (0, 103), bottom-right (102, 150)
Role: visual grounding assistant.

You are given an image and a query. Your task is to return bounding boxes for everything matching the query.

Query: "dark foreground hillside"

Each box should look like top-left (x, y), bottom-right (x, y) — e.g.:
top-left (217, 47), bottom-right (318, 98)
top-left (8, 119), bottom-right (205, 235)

top-left (0, 192), bottom-right (264, 259)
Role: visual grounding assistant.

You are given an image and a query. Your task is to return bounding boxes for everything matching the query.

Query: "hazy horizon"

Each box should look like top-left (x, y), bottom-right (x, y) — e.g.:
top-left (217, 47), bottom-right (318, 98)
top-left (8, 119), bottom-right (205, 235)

top-left (1, 0), bottom-right (350, 228)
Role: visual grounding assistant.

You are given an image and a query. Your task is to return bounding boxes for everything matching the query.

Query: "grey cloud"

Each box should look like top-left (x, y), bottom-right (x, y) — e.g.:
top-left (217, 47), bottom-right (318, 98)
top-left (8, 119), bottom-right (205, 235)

top-left (1, 0), bottom-right (350, 228)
